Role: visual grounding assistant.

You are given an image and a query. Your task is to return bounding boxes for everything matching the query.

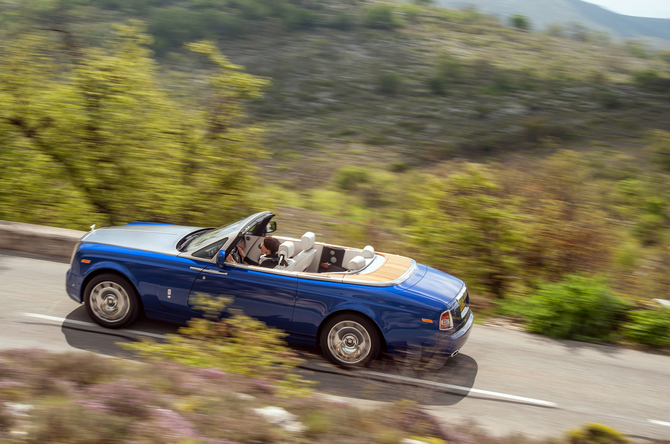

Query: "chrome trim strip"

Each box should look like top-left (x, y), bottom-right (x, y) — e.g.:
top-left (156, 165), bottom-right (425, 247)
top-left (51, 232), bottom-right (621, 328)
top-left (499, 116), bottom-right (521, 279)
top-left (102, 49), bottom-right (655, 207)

top-left (203, 269), bottom-right (228, 275)
top-left (455, 285), bottom-right (467, 301)
top-left (190, 267), bottom-right (205, 272)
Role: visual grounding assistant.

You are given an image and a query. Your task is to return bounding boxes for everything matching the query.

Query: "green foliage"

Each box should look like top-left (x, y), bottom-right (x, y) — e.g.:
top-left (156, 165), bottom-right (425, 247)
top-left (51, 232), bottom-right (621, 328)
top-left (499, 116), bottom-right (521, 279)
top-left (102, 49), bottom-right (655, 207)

top-left (280, 4), bottom-right (320, 30)
top-left (621, 308), bottom-right (670, 348)
top-left (427, 75), bottom-right (447, 95)
top-left (333, 166), bottom-right (370, 191)
top-left (363, 5), bottom-right (403, 30)
top-left (0, 25), bottom-right (268, 229)
top-left (568, 423), bottom-right (628, 444)
top-left (649, 130), bottom-right (670, 172)
top-left (408, 164), bottom-right (526, 298)
top-left (378, 73), bottom-right (402, 95)
top-left (634, 70), bottom-right (670, 92)
top-left (509, 14), bottom-right (530, 31)
top-left (625, 40), bottom-right (650, 59)
top-left (328, 11), bottom-right (356, 30)
top-left (123, 293), bottom-right (310, 394)
top-left (595, 91), bottom-right (621, 109)
top-left (520, 276), bottom-right (628, 342)
top-left (148, 7), bottom-right (206, 54)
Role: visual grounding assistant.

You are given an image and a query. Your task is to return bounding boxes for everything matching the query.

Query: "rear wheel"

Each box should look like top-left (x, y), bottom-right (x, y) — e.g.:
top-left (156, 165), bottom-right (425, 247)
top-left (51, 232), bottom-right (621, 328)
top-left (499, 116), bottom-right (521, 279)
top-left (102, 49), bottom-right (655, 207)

top-left (84, 273), bottom-right (139, 329)
top-left (320, 314), bottom-right (380, 368)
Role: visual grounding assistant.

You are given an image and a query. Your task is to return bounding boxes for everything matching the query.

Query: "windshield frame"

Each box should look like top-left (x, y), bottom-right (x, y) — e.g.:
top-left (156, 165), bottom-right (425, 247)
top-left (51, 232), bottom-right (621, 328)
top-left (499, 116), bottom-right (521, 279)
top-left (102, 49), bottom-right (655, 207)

top-left (179, 212), bottom-right (274, 262)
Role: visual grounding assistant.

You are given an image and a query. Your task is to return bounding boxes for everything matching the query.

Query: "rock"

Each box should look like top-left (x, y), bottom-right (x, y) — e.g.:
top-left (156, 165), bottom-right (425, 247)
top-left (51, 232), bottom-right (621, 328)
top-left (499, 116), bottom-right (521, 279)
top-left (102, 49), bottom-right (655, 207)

top-left (252, 406), bottom-right (306, 433)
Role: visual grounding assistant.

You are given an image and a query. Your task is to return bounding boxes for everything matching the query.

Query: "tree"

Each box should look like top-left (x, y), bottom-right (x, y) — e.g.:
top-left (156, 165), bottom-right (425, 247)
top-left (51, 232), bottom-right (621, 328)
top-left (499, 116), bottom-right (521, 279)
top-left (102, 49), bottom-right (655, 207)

top-left (0, 22), bottom-right (268, 228)
top-left (509, 14), bottom-right (530, 32)
top-left (407, 164), bottom-right (526, 299)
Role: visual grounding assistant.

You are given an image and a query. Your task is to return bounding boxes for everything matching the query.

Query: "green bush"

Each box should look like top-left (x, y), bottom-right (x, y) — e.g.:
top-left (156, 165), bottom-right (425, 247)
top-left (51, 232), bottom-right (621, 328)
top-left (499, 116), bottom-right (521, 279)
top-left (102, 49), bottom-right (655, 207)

top-left (596, 91), bottom-right (621, 109)
top-left (148, 7), bottom-right (207, 53)
top-left (634, 70), bottom-right (670, 92)
top-left (568, 423), bottom-right (628, 444)
top-left (281, 4), bottom-right (320, 30)
top-left (123, 294), bottom-right (309, 393)
top-left (201, 10), bottom-right (247, 39)
top-left (521, 276), bottom-right (628, 342)
top-left (650, 130), bottom-right (670, 172)
top-left (378, 73), bottom-right (402, 95)
top-left (621, 308), bottom-right (670, 348)
top-left (328, 12), bottom-right (356, 30)
top-left (509, 14), bottom-right (531, 31)
top-left (363, 5), bottom-right (403, 29)
top-left (427, 75), bottom-right (447, 95)
top-left (333, 166), bottom-right (370, 191)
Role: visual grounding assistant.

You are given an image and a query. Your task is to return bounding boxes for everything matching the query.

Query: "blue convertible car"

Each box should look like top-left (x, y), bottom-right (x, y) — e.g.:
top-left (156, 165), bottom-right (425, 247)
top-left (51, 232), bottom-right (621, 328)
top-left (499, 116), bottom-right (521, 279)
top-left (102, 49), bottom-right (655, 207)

top-left (66, 212), bottom-right (473, 367)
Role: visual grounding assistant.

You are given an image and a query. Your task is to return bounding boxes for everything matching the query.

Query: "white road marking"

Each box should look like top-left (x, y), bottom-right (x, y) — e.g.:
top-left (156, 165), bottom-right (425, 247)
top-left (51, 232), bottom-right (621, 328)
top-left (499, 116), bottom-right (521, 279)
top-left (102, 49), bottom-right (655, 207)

top-left (22, 313), bottom-right (167, 340)
top-left (364, 371), bottom-right (558, 408)
top-left (649, 420), bottom-right (670, 427)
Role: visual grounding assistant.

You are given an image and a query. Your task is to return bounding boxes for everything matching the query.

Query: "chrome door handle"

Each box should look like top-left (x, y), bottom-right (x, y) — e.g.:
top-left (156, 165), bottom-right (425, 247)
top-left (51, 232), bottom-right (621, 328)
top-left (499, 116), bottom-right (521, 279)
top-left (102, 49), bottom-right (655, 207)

top-left (203, 269), bottom-right (228, 276)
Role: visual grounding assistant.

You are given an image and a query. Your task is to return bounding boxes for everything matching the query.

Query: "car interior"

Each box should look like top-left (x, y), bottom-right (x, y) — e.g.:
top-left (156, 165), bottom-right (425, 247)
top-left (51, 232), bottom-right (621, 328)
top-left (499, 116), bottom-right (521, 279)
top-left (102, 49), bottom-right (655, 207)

top-left (234, 232), bottom-right (379, 275)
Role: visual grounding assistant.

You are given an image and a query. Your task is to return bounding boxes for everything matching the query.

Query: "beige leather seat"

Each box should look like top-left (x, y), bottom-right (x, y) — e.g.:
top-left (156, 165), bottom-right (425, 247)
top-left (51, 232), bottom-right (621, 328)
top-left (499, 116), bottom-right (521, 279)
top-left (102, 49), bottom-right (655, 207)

top-left (283, 232), bottom-right (317, 272)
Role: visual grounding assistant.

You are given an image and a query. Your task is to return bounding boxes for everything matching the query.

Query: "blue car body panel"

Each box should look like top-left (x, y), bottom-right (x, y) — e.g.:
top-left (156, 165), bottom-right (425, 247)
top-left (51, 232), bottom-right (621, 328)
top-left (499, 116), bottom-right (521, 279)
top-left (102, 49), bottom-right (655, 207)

top-left (66, 219), bottom-right (473, 358)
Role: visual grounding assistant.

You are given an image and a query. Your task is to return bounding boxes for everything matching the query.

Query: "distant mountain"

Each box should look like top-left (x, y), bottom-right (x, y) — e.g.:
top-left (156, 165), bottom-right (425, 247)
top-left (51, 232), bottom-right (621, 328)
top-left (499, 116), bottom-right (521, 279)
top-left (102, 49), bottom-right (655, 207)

top-left (434, 0), bottom-right (670, 47)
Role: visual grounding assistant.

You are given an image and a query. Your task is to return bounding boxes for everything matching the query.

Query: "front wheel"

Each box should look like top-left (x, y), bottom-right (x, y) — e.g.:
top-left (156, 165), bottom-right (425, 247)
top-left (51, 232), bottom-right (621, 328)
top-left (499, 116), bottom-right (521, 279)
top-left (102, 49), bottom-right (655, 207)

top-left (320, 314), bottom-right (380, 368)
top-left (84, 273), bottom-right (139, 329)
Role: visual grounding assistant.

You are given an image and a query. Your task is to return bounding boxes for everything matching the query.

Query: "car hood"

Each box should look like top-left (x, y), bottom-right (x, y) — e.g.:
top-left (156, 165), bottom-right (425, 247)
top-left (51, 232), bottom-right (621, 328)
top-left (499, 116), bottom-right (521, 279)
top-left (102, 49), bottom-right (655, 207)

top-left (400, 264), bottom-right (465, 308)
top-left (79, 223), bottom-right (202, 256)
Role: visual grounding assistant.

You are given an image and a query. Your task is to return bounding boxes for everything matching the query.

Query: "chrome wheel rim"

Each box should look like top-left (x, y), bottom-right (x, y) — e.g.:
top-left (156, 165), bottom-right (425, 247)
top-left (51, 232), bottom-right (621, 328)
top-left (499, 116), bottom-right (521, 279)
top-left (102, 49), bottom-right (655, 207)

top-left (327, 320), bottom-right (371, 365)
top-left (90, 281), bottom-right (130, 323)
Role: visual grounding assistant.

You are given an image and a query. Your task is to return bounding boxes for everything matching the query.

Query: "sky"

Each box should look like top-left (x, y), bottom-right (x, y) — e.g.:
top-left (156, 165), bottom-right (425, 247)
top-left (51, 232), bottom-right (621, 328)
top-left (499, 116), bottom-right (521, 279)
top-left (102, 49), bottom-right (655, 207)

top-left (582, 0), bottom-right (670, 18)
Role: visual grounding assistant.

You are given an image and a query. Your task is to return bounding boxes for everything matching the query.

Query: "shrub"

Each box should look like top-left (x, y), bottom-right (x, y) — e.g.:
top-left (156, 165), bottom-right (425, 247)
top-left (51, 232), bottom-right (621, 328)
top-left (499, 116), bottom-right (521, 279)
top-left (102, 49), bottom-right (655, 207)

top-left (509, 14), bottom-right (531, 31)
top-left (650, 130), bottom-right (670, 172)
top-left (281, 5), bottom-right (320, 30)
top-left (521, 276), bottom-right (628, 342)
top-left (363, 5), bottom-right (403, 29)
top-left (328, 12), bottom-right (356, 30)
top-left (427, 75), bottom-right (447, 95)
top-left (201, 10), bottom-right (247, 39)
top-left (621, 308), bottom-right (670, 348)
top-left (123, 294), bottom-right (309, 394)
top-left (568, 423), bottom-right (628, 444)
top-left (634, 70), bottom-right (670, 92)
top-left (333, 166), bottom-right (370, 191)
top-left (596, 91), bottom-right (620, 109)
top-left (378, 73), bottom-right (402, 95)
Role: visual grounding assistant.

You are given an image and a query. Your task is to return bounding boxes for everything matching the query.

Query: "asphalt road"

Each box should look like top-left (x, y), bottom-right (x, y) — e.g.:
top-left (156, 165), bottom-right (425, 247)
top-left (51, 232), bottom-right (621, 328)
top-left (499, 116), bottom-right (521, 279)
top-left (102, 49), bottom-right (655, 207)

top-left (1, 250), bottom-right (669, 441)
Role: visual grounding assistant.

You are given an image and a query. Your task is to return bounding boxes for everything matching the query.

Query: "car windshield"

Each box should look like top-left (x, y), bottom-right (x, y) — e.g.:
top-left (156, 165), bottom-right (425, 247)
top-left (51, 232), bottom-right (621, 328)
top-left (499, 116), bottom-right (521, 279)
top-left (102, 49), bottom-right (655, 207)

top-left (186, 220), bottom-right (243, 250)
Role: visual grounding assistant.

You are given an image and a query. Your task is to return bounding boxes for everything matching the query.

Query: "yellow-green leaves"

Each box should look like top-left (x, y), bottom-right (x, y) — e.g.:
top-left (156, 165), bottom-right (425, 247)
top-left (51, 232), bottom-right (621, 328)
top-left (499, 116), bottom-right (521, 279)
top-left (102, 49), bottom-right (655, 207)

top-left (0, 23), bottom-right (269, 228)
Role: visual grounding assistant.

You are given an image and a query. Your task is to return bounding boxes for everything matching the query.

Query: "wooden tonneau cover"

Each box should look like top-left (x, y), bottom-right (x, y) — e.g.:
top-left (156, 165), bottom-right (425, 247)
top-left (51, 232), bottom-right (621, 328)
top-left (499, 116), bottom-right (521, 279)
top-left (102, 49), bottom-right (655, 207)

top-left (312, 253), bottom-right (415, 286)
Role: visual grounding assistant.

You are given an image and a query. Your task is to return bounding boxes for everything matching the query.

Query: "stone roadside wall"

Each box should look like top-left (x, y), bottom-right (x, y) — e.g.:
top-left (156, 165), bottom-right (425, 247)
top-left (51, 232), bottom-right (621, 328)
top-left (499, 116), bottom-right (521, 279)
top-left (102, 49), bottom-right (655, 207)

top-left (0, 221), bottom-right (85, 260)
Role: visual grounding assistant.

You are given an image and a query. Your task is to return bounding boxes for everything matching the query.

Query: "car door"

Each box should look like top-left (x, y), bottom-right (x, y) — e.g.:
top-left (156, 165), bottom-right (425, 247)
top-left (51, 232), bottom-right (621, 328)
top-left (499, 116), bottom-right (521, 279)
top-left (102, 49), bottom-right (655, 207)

top-left (188, 265), bottom-right (298, 331)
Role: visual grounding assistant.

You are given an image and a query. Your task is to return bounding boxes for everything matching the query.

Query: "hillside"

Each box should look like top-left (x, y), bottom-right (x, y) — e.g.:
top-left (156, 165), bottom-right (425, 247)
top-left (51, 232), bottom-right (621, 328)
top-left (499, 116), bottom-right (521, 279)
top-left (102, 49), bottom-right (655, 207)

top-left (435, 0), bottom-right (670, 46)
top-left (2, 0), bottom-right (670, 186)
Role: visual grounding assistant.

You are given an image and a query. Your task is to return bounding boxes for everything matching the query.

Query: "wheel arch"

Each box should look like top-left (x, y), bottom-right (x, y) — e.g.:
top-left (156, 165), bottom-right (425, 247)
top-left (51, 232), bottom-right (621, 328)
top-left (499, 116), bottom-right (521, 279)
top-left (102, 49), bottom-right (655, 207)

top-left (81, 268), bottom-right (144, 312)
top-left (316, 309), bottom-right (387, 353)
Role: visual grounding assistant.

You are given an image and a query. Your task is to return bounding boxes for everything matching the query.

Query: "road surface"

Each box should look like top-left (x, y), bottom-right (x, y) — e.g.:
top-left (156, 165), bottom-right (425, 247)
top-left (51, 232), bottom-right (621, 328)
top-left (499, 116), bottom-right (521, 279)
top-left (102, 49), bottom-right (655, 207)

top-left (1, 251), bottom-right (669, 440)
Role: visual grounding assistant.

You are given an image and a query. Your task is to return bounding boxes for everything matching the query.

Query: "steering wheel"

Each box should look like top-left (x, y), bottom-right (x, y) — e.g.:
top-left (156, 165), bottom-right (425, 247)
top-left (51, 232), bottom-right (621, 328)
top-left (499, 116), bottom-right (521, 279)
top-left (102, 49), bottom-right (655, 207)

top-left (229, 238), bottom-right (243, 263)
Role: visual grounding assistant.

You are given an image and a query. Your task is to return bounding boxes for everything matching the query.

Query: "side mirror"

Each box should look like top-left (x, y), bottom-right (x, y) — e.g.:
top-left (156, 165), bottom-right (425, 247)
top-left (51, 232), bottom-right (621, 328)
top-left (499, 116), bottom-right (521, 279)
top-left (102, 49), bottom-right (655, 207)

top-left (216, 250), bottom-right (228, 268)
top-left (266, 221), bottom-right (277, 234)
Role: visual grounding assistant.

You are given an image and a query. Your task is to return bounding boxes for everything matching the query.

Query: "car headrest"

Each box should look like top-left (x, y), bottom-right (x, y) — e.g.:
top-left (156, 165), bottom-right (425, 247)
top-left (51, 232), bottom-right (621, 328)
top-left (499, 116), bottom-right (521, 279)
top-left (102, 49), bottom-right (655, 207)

top-left (362, 245), bottom-right (375, 259)
top-left (278, 241), bottom-right (295, 258)
top-left (300, 232), bottom-right (316, 250)
top-left (347, 256), bottom-right (366, 271)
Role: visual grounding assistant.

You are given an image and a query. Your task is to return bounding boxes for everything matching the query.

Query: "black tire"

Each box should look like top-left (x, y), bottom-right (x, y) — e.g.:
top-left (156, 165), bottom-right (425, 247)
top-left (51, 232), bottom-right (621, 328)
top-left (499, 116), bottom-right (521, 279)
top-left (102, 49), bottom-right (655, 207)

top-left (84, 273), bottom-right (140, 329)
top-left (320, 313), bottom-right (380, 368)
